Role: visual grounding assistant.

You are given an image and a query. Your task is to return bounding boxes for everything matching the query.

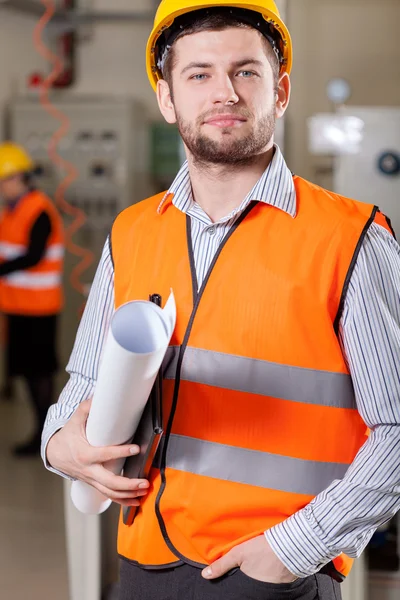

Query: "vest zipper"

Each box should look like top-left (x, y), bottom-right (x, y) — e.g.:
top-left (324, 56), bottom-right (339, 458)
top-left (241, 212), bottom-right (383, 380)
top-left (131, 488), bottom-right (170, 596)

top-left (154, 201), bottom-right (258, 567)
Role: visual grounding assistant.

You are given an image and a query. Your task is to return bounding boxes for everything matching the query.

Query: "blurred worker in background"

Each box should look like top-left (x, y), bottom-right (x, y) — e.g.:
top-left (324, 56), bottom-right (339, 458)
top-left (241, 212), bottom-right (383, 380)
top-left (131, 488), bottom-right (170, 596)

top-left (43, 1), bottom-right (400, 599)
top-left (0, 314), bottom-right (16, 402)
top-left (0, 142), bottom-right (64, 457)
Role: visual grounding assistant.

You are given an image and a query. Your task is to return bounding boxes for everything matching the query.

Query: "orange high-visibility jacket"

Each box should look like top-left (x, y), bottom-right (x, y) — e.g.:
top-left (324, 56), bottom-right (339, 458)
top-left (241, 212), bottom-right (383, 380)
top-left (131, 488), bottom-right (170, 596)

top-left (0, 190), bottom-right (64, 315)
top-left (111, 175), bottom-right (392, 579)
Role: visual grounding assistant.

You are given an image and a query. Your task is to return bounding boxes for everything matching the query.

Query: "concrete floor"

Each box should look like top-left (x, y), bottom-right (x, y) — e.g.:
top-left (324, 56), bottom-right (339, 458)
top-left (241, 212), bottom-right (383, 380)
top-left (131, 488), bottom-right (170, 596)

top-left (370, 579), bottom-right (400, 600)
top-left (0, 387), bottom-right (69, 600)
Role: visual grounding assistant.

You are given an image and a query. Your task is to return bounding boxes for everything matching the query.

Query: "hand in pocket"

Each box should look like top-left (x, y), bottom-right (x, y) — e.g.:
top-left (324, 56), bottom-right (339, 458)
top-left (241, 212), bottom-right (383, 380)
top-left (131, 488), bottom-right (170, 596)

top-left (202, 534), bottom-right (298, 584)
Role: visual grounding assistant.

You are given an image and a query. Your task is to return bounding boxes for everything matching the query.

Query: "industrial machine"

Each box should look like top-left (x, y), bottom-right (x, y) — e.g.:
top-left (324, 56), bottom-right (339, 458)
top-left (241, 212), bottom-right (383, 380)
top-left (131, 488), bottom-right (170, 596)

top-left (10, 96), bottom-right (150, 237)
top-left (334, 106), bottom-right (400, 236)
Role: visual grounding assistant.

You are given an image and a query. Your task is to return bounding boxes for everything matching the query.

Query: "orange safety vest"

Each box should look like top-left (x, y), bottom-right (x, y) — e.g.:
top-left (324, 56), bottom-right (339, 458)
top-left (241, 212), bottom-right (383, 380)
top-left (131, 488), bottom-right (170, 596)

top-left (111, 175), bottom-right (393, 579)
top-left (0, 190), bottom-right (64, 316)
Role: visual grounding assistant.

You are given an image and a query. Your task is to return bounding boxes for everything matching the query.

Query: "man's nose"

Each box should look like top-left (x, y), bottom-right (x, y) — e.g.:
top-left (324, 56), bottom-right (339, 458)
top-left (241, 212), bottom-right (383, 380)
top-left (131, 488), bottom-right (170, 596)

top-left (210, 75), bottom-right (239, 106)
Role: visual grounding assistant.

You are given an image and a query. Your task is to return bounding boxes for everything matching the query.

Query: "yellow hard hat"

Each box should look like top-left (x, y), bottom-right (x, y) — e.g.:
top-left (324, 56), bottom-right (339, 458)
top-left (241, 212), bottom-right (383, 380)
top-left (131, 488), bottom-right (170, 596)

top-left (146, 0), bottom-right (292, 91)
top-left (0, 142), bottom-right (34, 181)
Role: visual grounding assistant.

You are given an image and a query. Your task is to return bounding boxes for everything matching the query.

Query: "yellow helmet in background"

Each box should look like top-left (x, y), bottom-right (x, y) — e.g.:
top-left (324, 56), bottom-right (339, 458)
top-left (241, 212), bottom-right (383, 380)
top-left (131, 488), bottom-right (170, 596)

top-left (146, 0), bottom-right (292, 91)
top-left (0, 142), bottom-right (34, 181)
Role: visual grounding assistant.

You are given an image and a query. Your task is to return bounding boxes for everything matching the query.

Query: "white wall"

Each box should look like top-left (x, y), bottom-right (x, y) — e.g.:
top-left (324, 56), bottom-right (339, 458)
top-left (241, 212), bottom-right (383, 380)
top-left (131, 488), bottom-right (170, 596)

top-left (0, 9), bottom-right (46, 139)
top-left (72, 0), bottom-right (158, 117)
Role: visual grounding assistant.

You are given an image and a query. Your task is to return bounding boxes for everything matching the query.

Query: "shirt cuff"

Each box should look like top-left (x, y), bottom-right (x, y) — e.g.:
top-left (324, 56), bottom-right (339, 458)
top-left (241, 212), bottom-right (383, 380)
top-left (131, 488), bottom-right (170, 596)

top-left (265, 508), bottom-right (338, 578)
top-left (41, 419), bottom-right (76, 481)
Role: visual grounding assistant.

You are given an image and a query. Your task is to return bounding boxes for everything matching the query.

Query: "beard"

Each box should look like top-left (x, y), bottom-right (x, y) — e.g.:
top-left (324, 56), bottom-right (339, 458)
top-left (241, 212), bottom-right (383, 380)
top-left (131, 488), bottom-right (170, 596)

top-left (176, 105), bottom-right (276, 166)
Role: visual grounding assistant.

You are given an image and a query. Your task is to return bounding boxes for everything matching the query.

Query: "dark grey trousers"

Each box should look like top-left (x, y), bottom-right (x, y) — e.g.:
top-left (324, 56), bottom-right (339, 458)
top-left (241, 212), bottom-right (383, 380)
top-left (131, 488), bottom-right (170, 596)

top-left (119, 561), bottom-right (342, 600)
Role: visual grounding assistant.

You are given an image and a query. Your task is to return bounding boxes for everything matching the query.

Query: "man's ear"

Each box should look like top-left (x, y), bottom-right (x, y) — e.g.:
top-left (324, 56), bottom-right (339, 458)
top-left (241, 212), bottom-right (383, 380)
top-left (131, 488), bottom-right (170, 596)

top-left (276, 72), bottom-right (291, 119)
top-left (157, 79), bottom-right (177, 124)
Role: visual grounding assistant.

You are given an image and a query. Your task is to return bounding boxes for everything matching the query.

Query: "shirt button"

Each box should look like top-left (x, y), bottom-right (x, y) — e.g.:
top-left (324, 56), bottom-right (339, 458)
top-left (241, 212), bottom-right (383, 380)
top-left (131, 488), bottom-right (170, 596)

top-left (208, 227), bottom-right (216, 236)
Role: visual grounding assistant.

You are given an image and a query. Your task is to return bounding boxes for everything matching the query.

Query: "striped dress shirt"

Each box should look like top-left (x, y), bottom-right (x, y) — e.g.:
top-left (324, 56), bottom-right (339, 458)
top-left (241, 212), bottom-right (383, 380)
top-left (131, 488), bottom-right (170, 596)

top-left (42, 145), bottom-right (400, 578)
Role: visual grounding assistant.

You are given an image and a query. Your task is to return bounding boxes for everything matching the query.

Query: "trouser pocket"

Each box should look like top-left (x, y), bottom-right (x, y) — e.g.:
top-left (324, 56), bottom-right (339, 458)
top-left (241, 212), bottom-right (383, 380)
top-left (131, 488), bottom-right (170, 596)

top-left (234, 570), bottom-right (318, 600)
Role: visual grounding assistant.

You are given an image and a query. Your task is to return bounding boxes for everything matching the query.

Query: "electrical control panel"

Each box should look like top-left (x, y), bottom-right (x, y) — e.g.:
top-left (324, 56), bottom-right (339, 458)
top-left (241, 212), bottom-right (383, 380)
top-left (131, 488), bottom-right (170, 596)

top-left (10, 96), bottom-right (151, 238)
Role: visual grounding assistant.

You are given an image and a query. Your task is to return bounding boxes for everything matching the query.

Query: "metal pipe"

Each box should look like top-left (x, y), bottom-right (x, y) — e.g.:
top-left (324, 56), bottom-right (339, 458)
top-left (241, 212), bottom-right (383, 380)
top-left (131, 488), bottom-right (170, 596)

top-left (0, 0), bottom-right (44, 16)
top-left (1, 0), bottom-right (153, 23)
top-left (52, 10), bottom-right (154, 24)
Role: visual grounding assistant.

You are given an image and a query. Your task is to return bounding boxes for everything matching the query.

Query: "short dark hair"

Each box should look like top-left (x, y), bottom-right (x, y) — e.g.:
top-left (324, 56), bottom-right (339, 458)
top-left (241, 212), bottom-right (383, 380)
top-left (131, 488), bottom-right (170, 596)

top-left (162, 11), bottom-right (280, 92)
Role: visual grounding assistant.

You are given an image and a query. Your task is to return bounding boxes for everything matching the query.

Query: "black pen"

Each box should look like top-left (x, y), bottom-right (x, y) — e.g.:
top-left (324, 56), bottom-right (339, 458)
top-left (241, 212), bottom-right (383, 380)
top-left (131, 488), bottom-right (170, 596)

top-left (149, 294), bottom-right (163, 433)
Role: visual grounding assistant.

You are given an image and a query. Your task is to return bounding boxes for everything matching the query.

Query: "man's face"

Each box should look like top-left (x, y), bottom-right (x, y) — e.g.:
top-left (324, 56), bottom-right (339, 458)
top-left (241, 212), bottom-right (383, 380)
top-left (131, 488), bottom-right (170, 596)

top-left (0, 174), bottom-right (26, 202)
top-left (157, 27), bottom-right (288, 165)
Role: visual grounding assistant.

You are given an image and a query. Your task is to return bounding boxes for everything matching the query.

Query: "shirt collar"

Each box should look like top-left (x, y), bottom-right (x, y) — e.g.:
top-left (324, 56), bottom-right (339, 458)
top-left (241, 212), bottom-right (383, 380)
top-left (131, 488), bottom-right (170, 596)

top-left (167, 144), bottom-right (297, 220)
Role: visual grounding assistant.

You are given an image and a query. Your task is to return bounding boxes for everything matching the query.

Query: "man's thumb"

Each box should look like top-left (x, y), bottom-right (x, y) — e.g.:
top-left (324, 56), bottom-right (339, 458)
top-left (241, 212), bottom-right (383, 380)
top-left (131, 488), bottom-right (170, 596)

top-left (202, 550), bottom-right (238, 580)
top-left (75, 398), bottom-right (92, 421)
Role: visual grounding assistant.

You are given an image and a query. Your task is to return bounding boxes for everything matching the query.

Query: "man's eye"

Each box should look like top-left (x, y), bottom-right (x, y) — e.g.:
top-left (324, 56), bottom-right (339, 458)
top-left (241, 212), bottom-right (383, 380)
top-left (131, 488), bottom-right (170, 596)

top-left (191, 74), bottom-right (208, 81)
top-left (238, 71), bottom-right (256, 78)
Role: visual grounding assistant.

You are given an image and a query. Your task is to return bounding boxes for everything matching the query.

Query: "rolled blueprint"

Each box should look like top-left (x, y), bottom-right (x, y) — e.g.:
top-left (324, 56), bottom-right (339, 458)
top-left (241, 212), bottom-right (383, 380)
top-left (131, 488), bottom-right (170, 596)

top-left (70, 291), bottom-right (176, 514)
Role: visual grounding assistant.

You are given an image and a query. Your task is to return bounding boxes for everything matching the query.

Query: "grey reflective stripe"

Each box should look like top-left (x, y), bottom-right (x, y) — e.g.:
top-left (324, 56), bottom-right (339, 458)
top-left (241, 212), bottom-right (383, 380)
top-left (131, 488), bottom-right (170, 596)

top-left (163, 346), bottom-right (355, 409)
top-left (166, 434), bottom-right (349, 497)
top-left (0, 243), bottom-right (64, 261)
top-left (0, 242), bottom-right (25, 260)
top-left (45, 244), bottom-right (65, 261)
top-left (4, 271), bottom-right (62, 289)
